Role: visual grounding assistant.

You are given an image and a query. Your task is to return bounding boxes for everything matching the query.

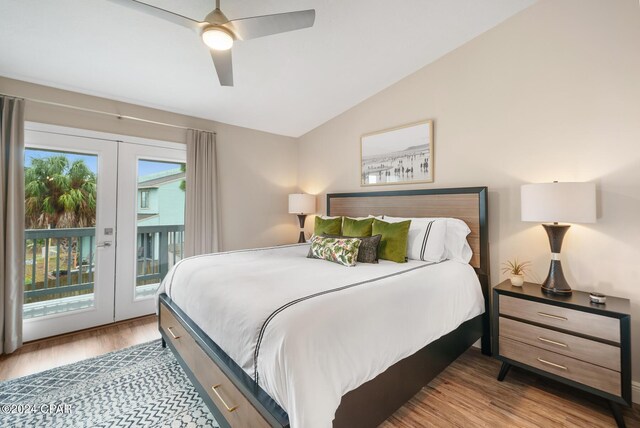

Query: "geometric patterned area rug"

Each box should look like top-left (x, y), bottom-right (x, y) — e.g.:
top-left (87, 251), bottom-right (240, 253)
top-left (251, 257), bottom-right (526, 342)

top-left (0, 340), bottom-right (219, 428)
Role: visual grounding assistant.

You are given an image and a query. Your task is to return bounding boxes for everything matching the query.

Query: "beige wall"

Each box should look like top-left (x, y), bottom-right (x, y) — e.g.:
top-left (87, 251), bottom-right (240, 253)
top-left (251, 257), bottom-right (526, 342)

top-left (0, 76), bottom-right (299, 251)
top-left (298, 0), bottom-right (640, 384)
top-left (3, 0), bottom-right (639, 388)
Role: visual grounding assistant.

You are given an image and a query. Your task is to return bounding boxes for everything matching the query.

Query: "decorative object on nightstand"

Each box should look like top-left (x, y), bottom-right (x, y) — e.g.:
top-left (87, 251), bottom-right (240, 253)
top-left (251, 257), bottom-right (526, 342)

top-left (501, 258), bottom-right (530, 287)
top-left (521, 181), bottom-right (596, 295)
top-left (493, 281), bottom-right (631, 428)
top-left (590, 292), bottom-right (607, 304)
top-left (288, 193), bottom-right (316, 243)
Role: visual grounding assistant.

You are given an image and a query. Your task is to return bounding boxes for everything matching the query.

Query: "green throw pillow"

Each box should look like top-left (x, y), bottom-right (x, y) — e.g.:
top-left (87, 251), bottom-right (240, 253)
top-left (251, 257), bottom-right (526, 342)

top-left (314, 216), bottom-right (342, 236)
top-left (342, 217), bottom-right (374, 237)
top-left (307, 235), bottom-right (361, 267)
top-left (372, 218), bottom-right (411, 263)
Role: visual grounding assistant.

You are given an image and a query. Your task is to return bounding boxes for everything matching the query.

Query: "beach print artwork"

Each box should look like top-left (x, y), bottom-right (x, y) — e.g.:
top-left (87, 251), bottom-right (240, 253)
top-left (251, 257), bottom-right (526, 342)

top-left (360, 120), bottom-right (433, 186)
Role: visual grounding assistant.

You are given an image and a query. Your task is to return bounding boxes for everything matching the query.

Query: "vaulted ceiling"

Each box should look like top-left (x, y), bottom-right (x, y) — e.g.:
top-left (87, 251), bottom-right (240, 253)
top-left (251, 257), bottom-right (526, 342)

top-left (0, 0), bottom-right (535, 136)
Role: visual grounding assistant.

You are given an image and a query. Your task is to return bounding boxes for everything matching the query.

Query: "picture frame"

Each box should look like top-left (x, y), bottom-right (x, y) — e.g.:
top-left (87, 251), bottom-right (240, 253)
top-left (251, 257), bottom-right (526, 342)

top-left (360, 119), bottom-right (433, 186)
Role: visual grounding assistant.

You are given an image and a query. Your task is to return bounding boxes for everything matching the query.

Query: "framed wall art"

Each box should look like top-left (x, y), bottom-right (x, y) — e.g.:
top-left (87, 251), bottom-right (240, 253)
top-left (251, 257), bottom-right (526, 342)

top-left (360, 120), bottom-right (433, 186)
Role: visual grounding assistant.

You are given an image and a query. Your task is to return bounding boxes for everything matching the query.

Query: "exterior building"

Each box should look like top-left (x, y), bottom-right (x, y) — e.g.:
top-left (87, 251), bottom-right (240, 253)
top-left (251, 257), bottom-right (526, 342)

top-left (135, 168), bottom-right (186, 293)
top-left (137, 168), bottom-right (185, 226)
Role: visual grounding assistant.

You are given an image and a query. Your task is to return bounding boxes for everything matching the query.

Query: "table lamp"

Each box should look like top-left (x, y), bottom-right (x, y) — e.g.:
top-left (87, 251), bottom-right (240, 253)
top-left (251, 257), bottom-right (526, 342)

top-left (521, 182), bottom-right (596, 295)
top-left (288, 193), bottom-right (316, 243)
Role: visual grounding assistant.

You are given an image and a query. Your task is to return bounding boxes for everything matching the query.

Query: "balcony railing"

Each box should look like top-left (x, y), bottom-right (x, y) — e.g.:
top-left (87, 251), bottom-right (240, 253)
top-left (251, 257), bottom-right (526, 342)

top-left (24, 225), bottom-right (184, 318)
top-left (136, 225), bottom-right (185, 288)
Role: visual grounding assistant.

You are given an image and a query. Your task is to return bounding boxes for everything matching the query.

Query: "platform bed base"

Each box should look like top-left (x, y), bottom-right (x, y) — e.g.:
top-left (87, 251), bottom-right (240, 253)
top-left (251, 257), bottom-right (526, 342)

top-left (159, 293), bottom-right (484, 428)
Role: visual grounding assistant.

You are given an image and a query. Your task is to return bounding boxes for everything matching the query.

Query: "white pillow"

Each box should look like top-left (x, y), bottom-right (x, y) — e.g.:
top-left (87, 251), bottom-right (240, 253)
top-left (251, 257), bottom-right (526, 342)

top-left (444, 218), bottom-right (473, 263)
top-left (383, 216), bottom-right (473, 263)
top-left (344, 215), bottom-right (377, 220)
top-left (382, 216), bottom-right (447, 262)
top-left (320, 215), bottom-right (377, 220)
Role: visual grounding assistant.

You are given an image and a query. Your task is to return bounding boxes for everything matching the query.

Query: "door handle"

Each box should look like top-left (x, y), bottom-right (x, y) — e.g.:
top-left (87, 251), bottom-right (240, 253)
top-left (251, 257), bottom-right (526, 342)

top-left (97, 241), bottom-right (112, 248)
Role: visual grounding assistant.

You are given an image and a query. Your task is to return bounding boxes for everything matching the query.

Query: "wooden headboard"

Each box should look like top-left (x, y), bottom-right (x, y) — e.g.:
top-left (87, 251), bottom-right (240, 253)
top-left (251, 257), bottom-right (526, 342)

top-left (327, 187), bottom-right (491, 355)
top-left (327, 187), bottom-right (491, 354)
top-left (326, 187), bottom-right (489, 276)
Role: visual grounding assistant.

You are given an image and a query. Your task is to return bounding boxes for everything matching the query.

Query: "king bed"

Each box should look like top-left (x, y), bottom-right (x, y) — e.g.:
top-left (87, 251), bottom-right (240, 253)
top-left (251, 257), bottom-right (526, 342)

top-left (157, 187), bottom-right (491, 428)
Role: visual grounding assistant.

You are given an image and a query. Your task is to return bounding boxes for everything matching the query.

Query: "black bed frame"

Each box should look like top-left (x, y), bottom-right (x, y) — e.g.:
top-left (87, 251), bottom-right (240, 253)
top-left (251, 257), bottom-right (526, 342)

top-left (159, 187), bottom-right (491, 428)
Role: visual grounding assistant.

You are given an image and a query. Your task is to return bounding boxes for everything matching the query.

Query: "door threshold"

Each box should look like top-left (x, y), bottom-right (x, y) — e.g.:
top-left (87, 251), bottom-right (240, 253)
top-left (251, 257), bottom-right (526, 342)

top-left (23, 314), bottom-right (157, 346)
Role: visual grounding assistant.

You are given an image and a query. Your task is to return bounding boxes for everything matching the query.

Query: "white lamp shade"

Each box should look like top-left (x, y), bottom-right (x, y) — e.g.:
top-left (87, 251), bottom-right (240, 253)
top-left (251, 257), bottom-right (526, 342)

top-left (288, 193), bottom-right (315, 214)
top-left (521, 182), bottom-right (596, 224)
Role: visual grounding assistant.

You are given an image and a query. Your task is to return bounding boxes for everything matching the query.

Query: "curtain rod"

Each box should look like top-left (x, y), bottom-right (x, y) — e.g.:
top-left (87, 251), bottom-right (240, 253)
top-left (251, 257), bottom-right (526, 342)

top-left (0, 92), bottom-right (216, 135)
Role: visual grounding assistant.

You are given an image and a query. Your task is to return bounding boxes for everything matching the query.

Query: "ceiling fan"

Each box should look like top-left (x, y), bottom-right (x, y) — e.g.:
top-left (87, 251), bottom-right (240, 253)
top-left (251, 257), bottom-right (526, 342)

top-left (108, 0), bottom-right (316, 87)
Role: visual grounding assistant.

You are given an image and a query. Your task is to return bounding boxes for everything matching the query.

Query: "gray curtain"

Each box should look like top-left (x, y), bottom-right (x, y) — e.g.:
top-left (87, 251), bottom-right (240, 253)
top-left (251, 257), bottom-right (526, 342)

top-left (184, 129), bottom-right (220, 257)
top-left (1, 97), bottom-right (25, 355)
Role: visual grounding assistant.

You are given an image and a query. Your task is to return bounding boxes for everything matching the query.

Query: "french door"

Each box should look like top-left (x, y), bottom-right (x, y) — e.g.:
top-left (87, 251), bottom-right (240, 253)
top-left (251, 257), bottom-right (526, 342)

top-left (23, 124), bottom-right (186, 341)
top-left (23, 130), bottom-right (117, 341)
top-left (115, 143), bottom-right (186, 320)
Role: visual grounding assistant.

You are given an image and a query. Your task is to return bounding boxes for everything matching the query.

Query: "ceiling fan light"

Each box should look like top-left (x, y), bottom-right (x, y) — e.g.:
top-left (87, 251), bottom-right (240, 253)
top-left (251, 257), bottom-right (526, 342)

top-left (202, 28), bottom-right (234, 51)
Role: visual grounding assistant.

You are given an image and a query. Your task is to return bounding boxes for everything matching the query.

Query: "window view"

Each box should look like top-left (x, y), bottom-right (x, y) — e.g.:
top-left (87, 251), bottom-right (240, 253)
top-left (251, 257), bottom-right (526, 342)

top-left (23, 149), bottom-right (98, 319)
top-left (135, 160), bottom-right (185, 298)
top-left (140, 190), bottom-right (149, 208)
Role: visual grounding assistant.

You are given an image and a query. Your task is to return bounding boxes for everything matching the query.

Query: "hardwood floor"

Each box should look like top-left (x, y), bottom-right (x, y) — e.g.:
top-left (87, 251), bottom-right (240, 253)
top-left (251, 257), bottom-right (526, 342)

top-left (0, 315), bottom-right (159, 381)
top-left (1, 317), bottom-right (638, 427)
top-left (382, 349), bottom-right (640, 427)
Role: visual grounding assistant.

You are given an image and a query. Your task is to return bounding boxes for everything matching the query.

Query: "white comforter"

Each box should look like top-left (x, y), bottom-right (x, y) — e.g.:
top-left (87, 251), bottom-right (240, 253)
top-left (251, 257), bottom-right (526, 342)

top-left (157, 244), bottom-right (484, 428)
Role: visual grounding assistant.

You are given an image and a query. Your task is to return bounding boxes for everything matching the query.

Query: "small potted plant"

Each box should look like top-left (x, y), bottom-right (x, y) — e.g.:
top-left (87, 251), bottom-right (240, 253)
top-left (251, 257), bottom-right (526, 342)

top-left (501, 259), bottom-right (531, 287)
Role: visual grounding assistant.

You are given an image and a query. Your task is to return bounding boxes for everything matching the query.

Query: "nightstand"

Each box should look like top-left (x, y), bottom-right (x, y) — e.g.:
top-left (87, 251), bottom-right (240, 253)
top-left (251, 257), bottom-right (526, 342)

top-left (493, 281), bottom-right (631, 428)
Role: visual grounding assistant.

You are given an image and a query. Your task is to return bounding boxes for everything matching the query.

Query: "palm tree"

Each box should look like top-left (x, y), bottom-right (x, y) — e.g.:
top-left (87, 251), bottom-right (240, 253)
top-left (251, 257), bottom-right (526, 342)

top-left (179, 163), bottom-right (186, 192)
top-left (25, 155), bottom-right (97, 229)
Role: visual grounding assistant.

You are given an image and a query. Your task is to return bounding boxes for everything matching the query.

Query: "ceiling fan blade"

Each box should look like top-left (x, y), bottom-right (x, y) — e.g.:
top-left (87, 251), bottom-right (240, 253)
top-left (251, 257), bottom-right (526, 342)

top-left (224, 10), bottom-right (315, 41)
top-left (211, 49), bottom-right (234, 87)
top-left (107, 0), bottom-right (207, 32)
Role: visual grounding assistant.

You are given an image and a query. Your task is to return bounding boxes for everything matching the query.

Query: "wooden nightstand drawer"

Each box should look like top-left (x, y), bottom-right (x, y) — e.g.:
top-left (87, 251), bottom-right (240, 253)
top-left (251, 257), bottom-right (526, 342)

top-left (500, 295), bottom-right (620, 343)
top-left (494, 281), bottom-right (631, 426)
top-left (499, 317), bottom-right (620, 371)
top-left (500, 337), bottom-right (621, 396)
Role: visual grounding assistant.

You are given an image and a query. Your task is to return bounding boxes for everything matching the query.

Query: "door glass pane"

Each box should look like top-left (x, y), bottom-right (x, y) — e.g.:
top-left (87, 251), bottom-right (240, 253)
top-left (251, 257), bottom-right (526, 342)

top-left (23, 149), bottom-right (98, 319)
top-left (135, 160), bottom-right (185, 298)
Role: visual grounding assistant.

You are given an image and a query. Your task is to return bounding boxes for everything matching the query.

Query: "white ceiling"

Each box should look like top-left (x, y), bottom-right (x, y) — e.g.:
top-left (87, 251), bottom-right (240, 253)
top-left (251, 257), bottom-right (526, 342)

top-left (0, 0), bottom-right (535, 137)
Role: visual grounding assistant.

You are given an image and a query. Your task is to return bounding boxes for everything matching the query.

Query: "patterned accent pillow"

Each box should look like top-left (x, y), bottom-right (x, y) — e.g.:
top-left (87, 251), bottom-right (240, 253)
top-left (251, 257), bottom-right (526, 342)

top-left (318, 234), bottom-right (382, 264)
top-left (307, 235), bottom-right (362, 267)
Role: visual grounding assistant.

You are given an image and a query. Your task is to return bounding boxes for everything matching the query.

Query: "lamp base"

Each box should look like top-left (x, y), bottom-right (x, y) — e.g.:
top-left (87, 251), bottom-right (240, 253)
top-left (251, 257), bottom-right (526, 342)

top-left (541, 260), bottom-right (572, 295)
top-left (297, 214), bottom-right (307, 244)
top-left (541, 224), bottom-right (572, 296)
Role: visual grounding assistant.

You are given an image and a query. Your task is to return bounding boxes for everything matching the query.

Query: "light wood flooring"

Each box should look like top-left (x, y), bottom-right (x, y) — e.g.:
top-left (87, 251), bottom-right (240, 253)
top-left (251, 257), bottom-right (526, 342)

top-left (382, 349), bottom-right (640, 427)
top-left (1, 317), bottom-right (638, 427)
top-left (0, 315), bottom-right (159, 381)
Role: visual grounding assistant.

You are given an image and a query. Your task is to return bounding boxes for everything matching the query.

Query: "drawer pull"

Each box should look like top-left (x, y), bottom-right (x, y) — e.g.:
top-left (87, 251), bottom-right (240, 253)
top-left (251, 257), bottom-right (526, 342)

top-left (537, 312), bottom-right (568, 321)
top-left (167, 327), bottom-right (181, 340)
top-left (537, 357), bottom-right (567, 370)
top-left (537, 337), bottom-right (568, 348)
top-left (211, 384), bottom-right (238, 412)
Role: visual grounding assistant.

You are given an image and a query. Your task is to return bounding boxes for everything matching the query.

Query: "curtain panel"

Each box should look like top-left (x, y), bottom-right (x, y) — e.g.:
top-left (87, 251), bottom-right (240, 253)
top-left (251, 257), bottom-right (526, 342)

top-left (0, 96), bottom-right (25, 354)
top-left (184, 129), bottom-right (220, 257)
